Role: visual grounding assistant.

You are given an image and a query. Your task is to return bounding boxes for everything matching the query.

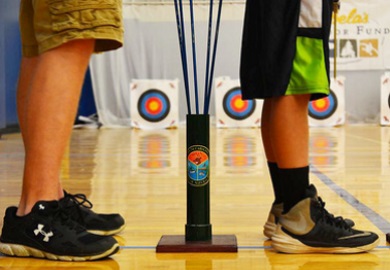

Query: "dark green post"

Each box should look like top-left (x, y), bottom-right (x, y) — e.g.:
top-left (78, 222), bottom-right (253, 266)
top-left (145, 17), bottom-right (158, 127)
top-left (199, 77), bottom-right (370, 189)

top-left (185, 114), bottom-right (212, 241)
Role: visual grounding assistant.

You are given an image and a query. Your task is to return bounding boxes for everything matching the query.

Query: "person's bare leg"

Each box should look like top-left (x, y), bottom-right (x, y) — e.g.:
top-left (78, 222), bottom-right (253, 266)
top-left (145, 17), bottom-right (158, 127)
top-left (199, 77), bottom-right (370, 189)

top-left (16, 39), bottom-right (95, 216)
top-left (264, 94), bottom-right (310, 212)
top-left (261, 98), bottom-right (276, 162)
top-left (261, 98), bottom-right (284, 206)
top-left (261, 94), bottom-right (310, 207)
top-left (17, 57), bottom-right (38, 136)
top-left (269, 94), bottom-right (310, 168)
top-left (16, 56), bottom-right (67, 204)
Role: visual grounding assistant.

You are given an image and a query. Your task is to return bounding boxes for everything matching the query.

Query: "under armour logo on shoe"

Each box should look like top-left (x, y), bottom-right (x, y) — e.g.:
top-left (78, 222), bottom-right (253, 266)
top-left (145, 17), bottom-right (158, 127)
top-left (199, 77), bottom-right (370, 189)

top-left (39, 204), bottom-right (45, 210)
top-left (34, 224), bottom-right (54, 242)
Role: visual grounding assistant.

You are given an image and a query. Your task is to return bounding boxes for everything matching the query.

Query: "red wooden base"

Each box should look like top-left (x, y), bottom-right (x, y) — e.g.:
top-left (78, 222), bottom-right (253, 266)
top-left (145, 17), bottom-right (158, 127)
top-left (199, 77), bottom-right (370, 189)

top-left (156, 235), bottom-right (237, 253)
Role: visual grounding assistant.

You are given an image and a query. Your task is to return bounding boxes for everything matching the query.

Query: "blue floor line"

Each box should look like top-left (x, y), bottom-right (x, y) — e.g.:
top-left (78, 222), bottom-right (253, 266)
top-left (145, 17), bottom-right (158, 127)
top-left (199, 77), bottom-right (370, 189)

top-left (311, 165), bottom-right (390, 234)
top-left (120, 246), bottom-right (156, 250)
top-left (118, 245), bottom-right (390, 250)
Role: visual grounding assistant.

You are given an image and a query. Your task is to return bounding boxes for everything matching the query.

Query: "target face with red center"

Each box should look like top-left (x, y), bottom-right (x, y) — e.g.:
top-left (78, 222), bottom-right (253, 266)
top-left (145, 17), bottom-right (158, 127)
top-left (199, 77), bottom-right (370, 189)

top-left (138, 89), bottom-right (170, 122)
top-left (309, 90), bottom-right (338, 120)
top-left (223, 87), bottom-right (256, 120)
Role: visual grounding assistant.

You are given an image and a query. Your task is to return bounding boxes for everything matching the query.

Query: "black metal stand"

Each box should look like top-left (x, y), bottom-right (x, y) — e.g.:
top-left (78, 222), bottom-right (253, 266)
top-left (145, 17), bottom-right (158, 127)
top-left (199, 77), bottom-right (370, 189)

top-left (185, 114), bottom-right (212, 241)
top-left (156, 115), bottom-right (237, 252)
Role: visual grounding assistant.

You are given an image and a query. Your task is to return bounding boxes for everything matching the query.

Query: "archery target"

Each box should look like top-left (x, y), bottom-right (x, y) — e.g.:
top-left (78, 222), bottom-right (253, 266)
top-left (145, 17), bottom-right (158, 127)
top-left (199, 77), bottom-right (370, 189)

top-left (309, 77), bottom-right (345, 127)
top-left (215, 77), bottom-right (262, 128)
top-left (380, 73), bottom-right (390, 126)
top-left (223, 87), bottom-right (256, 120)
top-left (138, 90), bottom-right (170, 122)
top-left (130, 80), bottom-right (179, 129)
top-left (309, 91), bottom-right (338, 120)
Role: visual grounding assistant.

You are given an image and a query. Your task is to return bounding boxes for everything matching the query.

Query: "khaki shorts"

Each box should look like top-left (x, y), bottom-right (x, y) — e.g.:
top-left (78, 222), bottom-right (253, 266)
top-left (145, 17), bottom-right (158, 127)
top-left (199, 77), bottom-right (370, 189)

top-left (19, 0), bottom-right (124, 57)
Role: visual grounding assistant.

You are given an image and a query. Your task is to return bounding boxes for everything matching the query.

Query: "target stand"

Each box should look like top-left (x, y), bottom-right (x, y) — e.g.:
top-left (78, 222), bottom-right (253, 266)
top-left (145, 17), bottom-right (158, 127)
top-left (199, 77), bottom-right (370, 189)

top-left (156, 0), bottom-right (237, 253)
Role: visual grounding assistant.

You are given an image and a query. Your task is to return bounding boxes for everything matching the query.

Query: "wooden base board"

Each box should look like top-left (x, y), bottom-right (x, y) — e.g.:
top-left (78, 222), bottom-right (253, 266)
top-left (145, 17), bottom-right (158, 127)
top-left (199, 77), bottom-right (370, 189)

top-left (156, 235), bottom-right (238, 253)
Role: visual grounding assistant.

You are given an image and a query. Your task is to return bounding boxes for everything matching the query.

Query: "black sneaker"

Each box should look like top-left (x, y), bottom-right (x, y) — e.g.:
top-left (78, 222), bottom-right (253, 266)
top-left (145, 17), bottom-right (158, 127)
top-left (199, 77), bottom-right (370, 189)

top-left (271, 185), bottom-right (379, 253)
top-left (60, 191), bottom-right (125, 236)
top-left (0, 201), bottom-right (119, 261)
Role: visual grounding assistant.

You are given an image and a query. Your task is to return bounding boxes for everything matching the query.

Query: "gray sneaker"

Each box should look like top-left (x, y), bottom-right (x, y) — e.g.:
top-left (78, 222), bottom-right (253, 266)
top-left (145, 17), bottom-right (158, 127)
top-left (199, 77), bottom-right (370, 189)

top-left (264, 199), bottom-right (355, 239)
top-left (271, 185), bottom-right (379, 253)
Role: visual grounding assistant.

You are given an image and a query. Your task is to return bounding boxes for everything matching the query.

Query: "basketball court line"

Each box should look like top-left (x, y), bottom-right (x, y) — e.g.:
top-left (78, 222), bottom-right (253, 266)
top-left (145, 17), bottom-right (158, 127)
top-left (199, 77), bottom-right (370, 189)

top-left (117, 245), bottom-right (390, 250)
top-left (311, 165), bottom-right (390, 234)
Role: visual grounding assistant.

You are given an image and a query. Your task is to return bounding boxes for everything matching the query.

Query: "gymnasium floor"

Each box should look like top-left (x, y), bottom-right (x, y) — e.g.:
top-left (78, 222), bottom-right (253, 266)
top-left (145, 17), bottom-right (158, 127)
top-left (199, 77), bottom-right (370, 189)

top-left (1, 124), bottom-right (390, 269)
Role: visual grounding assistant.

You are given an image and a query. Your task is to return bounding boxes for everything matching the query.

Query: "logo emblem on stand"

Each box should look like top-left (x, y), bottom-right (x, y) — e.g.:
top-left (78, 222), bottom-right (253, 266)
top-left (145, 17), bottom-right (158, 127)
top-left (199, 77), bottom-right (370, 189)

top-left (187, 145), bottom-right (209, 187)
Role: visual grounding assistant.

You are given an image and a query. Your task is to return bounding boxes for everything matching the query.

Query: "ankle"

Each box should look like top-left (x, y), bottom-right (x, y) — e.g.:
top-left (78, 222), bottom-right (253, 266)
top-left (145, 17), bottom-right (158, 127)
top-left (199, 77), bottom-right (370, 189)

top-left (17, 193), bottom-right (61, 216)
top-left (16, 204), bottom-right (32, 216)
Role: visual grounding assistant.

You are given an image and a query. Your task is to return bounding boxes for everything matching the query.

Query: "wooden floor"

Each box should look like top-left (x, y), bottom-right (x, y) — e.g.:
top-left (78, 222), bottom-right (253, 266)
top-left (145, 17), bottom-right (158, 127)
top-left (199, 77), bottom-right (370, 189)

top-left (1, 125), bottom-right (390, 269)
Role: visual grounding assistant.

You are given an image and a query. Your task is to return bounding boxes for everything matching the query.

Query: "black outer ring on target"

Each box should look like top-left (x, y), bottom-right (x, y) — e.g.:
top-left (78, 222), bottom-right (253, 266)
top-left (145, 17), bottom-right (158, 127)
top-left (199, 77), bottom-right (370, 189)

top-left (137, 89), bottom-right (170, 122)
top-left (388, 92), bottom-right (390, 111)
top-left (223, 87), bottom-right (256, 120)
top-left (308, 90), bottom-right (338, 120)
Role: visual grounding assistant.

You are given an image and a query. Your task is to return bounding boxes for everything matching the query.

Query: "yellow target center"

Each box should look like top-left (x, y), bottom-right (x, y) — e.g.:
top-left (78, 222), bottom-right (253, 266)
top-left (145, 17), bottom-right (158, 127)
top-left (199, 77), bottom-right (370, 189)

top-left (315, 99), bottom-right (326, 109)
top-left (149, 101), bottom-right (160, 112)
top-left (234, 99), bottom-right (245, 109)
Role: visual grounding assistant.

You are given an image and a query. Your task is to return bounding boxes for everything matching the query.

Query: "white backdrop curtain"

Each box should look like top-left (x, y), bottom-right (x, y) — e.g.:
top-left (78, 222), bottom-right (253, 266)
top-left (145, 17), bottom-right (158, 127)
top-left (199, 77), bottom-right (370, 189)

top-left (89, 1), bottom-right (244, 127)
top-left (90, 0), bottom-right (390, 126)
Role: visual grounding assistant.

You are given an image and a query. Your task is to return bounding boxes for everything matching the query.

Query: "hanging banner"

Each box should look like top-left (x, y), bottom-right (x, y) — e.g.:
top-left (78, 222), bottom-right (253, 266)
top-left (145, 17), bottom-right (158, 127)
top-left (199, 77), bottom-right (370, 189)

top-left (331, 0), bottom-right (390, 70)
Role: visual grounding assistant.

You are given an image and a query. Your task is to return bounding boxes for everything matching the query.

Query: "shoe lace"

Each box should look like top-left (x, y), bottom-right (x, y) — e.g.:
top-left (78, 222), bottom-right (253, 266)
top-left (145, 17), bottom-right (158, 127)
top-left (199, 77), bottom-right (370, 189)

top-left (65, 193), bottom-right (93, 209)
top-left (317, 197), bottom-right (351, 229)
top-left (63, 192), bottom-right (94, 225)
top-left (49, 204), bottom-right (84, 232)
